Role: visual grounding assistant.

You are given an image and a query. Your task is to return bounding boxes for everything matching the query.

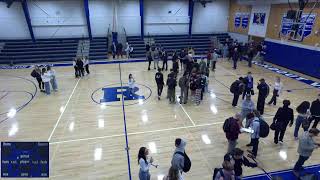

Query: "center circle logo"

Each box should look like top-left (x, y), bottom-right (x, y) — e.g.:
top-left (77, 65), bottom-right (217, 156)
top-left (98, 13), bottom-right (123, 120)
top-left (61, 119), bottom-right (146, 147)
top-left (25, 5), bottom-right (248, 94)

top-left (91, 83), bottom-right (152, 106)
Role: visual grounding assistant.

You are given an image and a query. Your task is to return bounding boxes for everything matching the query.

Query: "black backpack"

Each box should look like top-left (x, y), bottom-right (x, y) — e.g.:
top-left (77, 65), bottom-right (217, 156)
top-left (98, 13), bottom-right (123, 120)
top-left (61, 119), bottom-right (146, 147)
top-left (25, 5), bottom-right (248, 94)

top-left (230, 81), bottom-right (239, 93)
top-left (258, 118), bottom-right (270, 138)
top-left (223, 118), bottom-right (233, 133)
top-left (213, 168), bottom-right (224, 180)
top-left (168, 78), bottom-right (176, 89)
top-left (174, 152), bottom-right (191, 173)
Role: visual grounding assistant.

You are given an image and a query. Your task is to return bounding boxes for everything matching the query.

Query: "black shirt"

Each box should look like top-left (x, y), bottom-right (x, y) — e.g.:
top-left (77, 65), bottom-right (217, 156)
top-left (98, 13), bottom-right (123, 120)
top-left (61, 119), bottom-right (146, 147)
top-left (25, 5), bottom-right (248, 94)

top-left (155, 72), bottom-right (164, 85)
top-left (233, 156), bottom-right (257, 176)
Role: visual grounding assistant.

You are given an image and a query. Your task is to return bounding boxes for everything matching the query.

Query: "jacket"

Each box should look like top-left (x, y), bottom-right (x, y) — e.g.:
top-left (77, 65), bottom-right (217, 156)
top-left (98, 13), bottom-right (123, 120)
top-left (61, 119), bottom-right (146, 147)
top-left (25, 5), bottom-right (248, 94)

top-left (273, 107), bottom-right (294, 130)
top-left (310, 99), bottom-right (320, 116)
top-left (155, 72), bottom-right (164, 85)
top-left (298, 131), bottom-right (317, 157)
top-left (244, 76), bottom-right (254, 89)
top-left (171, 139), bottom-right (186, 172)
top-left (250, 118), bottom-right (260, 139)
top-left (233, 156), bottom-right (257, 176)
top-left (225, 117), bottom-right (241, 141)
top-left (257, 83), bottom-right (269, 98)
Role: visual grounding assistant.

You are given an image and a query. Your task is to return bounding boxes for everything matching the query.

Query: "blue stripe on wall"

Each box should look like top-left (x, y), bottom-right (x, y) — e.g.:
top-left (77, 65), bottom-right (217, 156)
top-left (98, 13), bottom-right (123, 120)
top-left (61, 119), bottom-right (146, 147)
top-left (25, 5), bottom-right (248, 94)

top-left (264, 40), bottom-right (320, 79)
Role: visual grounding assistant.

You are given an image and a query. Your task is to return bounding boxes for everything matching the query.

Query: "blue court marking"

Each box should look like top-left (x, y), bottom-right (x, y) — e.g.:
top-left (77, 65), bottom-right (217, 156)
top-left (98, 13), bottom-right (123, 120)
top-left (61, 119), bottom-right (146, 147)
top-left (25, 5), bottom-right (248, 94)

top-left (91, 83), bottom-right (152, 107)
top-left (243, 164), bottom-right (320, 180)
top-left (118, 63), bottom-right (132, 180)
top-left (0, 91), bottom-right (33, 116)
top-left (0, 75), bottom-right (37, 124)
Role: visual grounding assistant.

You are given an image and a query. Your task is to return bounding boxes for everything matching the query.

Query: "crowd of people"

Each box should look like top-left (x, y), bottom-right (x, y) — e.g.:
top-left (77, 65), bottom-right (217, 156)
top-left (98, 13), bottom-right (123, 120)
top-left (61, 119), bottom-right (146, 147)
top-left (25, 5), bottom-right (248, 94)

top-left (31, 65), bottom-right (58, 95)
top-left (134, 41), bottom-right (320, 180)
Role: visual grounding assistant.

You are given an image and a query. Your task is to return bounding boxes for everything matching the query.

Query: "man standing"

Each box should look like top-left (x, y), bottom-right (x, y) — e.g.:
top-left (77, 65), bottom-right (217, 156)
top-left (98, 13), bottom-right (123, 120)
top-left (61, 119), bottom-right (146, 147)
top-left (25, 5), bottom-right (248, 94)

top-left (247, 47), bottom-right (254, 68)
top-left (179, 73), bottom-right (189, 104)
top-left (171, 138), bottom-right (188, 178)
top-left (256, 79), bottom-right (269, 115)
top-left (293, 128), bottom-right (320, 177)
top-left (310, 94), bottom-right (320, 128)
top-left (167, 75), bottom-right (177, 104)
top-left (242, 72), bottom-right (254, 100)
top-left (161, 50), bottom-right (168, 71)
top-left (155, 69), bottom-right (164, 100)
top-left (247, 113), bottom-right (260, 158)
top-left (224, 113), bottom-right (241, 153)
top-left (231, 148), bottom-right (258, 179)
top-left (232, 48), bottom-right (240, 69)
top-left (230, 77), bottom-right (244, 107)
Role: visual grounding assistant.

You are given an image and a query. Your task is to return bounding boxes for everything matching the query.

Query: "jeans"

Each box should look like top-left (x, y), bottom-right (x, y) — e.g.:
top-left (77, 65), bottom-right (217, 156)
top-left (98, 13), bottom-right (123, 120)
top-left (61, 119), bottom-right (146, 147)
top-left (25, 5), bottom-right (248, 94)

top-left (293, 155), bottom-right (309, 172)
top-left (228, 139), bottom-right (237, 153)
top-left (50, 77), bottom-right (58, 91)
top-left (251, 138), bottom-right (259, 157)
top-left (233, 60), bottom-right (237, 69)
top-left (36, 78), bottom-right (44, 90)
top-left (274, 128), bottom-right (286, 143)
top-left (44, 82), bottom-right (51, 95)
top-left (257, 96), bottom-right (266, 115)
top-left (139, 170), bottom-right (150, 180)
top-left (157, 84), bottom-right (163, 97)
top-left (294, 115), bottom-right (306, 138)
top-left (168, 88), bottom-right (175, 103)
top-left (162, 60), bottom-right (168, 70)
top-left (232, 94), bottom-right (240, 106)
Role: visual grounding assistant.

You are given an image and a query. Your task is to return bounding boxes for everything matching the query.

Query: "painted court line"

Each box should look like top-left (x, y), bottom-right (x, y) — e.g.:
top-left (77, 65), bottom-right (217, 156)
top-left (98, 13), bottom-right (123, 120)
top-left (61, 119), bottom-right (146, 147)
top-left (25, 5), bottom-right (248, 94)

top-left (178, 103), bottom-right (196, 126)
top-left (50, 121), bottom-right (224, 145)
top-left (47, 79), bottom-right (80, 142)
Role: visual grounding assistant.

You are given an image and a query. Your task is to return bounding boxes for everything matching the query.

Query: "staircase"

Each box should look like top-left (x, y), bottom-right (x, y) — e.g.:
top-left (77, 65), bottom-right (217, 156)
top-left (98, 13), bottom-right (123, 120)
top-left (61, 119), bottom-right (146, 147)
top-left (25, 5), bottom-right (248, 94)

top-left (76, 40), bottom-right (90, 58)
top-left (126, 36), bottom-right (146, 58)
top-left (0, 42), bottom-right (4, 53)
top-left (89, 37), bottom-right (109, 61)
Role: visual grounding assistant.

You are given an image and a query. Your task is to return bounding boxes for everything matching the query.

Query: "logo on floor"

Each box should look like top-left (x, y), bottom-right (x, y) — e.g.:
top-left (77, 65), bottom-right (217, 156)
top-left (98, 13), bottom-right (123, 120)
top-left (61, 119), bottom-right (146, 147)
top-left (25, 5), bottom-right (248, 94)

top-left (91, 83), bottom-right (152, 106)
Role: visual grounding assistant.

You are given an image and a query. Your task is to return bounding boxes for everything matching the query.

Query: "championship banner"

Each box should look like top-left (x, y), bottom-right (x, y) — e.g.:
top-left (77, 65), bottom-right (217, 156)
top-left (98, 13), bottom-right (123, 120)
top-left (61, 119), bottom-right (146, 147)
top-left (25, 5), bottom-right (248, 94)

top-left (281, 13), bottom-right (316, 38)
top-left (241, 13), bottom-right (250, 29)
top-left (253, 13), bottom-right (266, 25)
top-left (234, 13), bottom-right (241, 28)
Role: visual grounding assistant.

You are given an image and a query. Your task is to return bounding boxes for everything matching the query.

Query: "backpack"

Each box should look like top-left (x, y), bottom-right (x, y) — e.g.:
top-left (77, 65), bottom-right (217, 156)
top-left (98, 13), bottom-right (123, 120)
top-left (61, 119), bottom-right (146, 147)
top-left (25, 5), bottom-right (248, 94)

top-left (230, 81), bottom-right (239, 93)
top-left (174, 152), bottom-right (191, 173)
top-left (31, 70), bottom-right (37, 78)
top-left (223, 118), bottom-right (233, 133)
top-left (168, 78), bottom-right (176, 89)
top-left (213, 168), bottom-right (224, 180)
top-left (258, 118), bottom-right (270, 138)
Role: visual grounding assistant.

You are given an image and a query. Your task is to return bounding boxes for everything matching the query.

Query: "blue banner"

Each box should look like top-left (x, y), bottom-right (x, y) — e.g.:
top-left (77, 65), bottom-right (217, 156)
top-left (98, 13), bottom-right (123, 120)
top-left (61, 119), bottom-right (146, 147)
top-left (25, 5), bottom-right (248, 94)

top-left (241, 13), bottom-right (250, 29)
top-left (281, 13), bottom-right (316, 38)
top-left (234, 13), bottom-right (241, 28)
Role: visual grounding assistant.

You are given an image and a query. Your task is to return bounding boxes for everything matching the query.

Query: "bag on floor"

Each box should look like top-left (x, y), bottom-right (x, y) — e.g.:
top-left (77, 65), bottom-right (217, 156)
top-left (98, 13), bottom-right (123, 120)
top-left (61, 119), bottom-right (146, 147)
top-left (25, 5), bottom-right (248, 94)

top-left (212, 168), bottom-right (224, 180)
top-left (174, 151), bottom-right (191, 173)
top-left (259, 119), bottom-right (270, 138)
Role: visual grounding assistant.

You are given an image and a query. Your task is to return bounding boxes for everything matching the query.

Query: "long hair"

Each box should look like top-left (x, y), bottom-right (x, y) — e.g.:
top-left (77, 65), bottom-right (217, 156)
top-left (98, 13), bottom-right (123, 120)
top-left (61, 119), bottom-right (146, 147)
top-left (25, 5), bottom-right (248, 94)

top-left (138, 147), bottom-right (147, 165)
top-left (167, 166), bottom-right (179, 180)
top-left (129, 74), bottom-right (133, 80)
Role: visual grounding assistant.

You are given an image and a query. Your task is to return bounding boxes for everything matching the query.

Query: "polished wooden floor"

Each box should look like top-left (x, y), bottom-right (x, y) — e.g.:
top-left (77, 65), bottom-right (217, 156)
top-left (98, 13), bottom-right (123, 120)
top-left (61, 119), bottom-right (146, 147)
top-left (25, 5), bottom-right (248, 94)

top-left (0, 59), bottom-right (319, 180)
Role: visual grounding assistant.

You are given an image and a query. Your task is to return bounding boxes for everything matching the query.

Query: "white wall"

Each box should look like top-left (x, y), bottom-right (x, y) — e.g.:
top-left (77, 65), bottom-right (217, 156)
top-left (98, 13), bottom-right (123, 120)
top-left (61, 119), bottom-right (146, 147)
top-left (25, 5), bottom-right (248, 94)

top-left (228, 32), bottom-right (249, 43)
top-left (144, 0), bottom-right (189, 35)
top-left (0, 2), bottom-right (30, 39)
top-left (192, 0), bottom-right (229, 34)
top-left (28, 0), bottom-right (87, 38)
top-left (248, 4), bottom-right (271, 38)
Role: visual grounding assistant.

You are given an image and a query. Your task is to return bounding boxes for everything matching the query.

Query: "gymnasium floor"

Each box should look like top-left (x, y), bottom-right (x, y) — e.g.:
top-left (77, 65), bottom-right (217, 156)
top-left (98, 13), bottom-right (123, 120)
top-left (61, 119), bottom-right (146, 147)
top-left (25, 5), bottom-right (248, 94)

top-left (0, 59), bottom-right (319, 180)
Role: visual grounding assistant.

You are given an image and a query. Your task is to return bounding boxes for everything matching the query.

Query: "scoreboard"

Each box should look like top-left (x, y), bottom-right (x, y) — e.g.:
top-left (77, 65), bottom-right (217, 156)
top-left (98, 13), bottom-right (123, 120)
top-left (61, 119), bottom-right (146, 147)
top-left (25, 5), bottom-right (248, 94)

top-left (1, 142), bottom-right (49, 178)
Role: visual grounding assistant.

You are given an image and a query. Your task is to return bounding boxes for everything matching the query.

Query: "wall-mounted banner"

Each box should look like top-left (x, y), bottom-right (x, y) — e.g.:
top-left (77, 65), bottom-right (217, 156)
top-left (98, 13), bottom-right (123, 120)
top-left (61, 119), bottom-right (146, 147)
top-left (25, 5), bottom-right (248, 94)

top-left (281, 13), bottom-right (316, 38)
top-left (241, 13), bottom-right (250, 29)
top-left (253, 13), bottom-right (266, 25)
top-left (235, 13), bottom-right (241, 28)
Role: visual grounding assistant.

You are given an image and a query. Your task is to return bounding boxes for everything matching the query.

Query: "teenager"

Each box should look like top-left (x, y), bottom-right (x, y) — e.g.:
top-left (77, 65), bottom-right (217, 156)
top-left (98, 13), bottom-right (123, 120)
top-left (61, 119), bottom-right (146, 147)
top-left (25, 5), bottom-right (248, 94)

top-left (128, 74), bottom-right (138, 97)
top-left (161, 50), bottom-right (168, 71)
top-left (247, 113), bottom-right (260, 158)
top-left (138, 147), bottom-right (154, 180)
top-left (194, 74), bottom-right (202, 106)
top-left (212, 50), bottom-right (219, 71)
top-left (247, 47), bottom-right (254, 68)
top-left (199, 58), bottom-right (207, 74)
top-left (47, 66), bottom-right (58, 92)
top-left (31, 66), bottom-right (44, 92)
top-left (41, 68), bottom-right (51, 95)
top-left (163, 166), bottom-right (181, 180)
top-left (167, 75), bottom-right (177, 104)
top-left (241, 95), bottom-right (255, 127)
top-left (256, 79), bottom-right (269, 115)
top-left (154, 47), bottom-right (160, 70)
top-left (222, 43), bottom-right (229, 59)
top-left (76, 58), bottom-right (84, 77)
top-left (83, 56), bottom-right (90, 75)
top-left (206, 50), bottom-right (212, 68)
top-left (116, 42), bottom-right (123, 59)
top-left (155, 69), bottom-right (164, 100)
top-left (73, 58), bottom-right (79, 78)
top-left (268, 77), bottom-right (283, 105)
top-left (273, 100), bottom-right (294, 144)
top-left (310, 94), bottom-right (320, 128)
top-left (232, 48), bottom-right (240, 69)
top-left (230, 77), bottom-right (244, 107)
top-left (294, 101), bottom-right (311, 140)
top-left (147, 51), bottom-right (153, 71)
top-left (225, 113), bottom-right (242, 153)
top-left (293, 128), bottom-right (320, 178)
top-left (171, 138), bottom-right (187, 178)
top-left (231, 148), bottom-right (258, 179)
top-left (111, 42), bottom-right (117, 59)
top-left (242, 72), bottom-right (254, 100)
top-left (214, 160), bottom-right (235, 180)
top-left (178, 73), bottom-right (189, 104)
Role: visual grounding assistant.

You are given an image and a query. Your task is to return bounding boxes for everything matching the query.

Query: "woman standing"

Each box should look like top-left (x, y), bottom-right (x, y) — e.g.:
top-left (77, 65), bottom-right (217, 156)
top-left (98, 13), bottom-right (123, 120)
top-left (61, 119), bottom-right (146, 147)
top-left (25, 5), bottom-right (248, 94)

top-left (138, 147), bottom-right (153, 180)
top-left (294, 101), bottom-right (311, 140)
top-left (41, 68), bottom-right (51, 95)
top-left (273, 100), bottom-right (294, 144)
top-left (73, 58), bottom-right (79, 78)
top-left (268, 77), bottom-right (283, 105)
top-left (128, 74), bottom-right (138, 97)
top-left (47, 66), bottom-right (58, 92)
top-left (83, 56), bottom-right (90, 75)
top-left (31, 65), bottom-right (44, 92)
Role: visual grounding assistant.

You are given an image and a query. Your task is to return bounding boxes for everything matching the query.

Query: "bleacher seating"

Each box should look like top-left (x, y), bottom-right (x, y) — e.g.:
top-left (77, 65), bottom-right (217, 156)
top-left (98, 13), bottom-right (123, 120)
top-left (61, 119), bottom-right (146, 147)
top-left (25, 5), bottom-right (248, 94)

top-left (0, 38), bottom-right (78, 64)
top-left (127, 33), bottom-right (231, 58)
top-left (89, 37), bottom-right (109, 61)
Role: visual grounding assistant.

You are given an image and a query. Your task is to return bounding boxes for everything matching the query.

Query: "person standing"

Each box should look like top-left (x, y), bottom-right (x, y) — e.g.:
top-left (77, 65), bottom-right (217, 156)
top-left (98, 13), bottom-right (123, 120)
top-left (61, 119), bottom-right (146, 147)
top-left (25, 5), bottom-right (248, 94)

top-left (155, 69), bottom-right (164, 100)
top-left (76, 58), bottom-right (84, 77)
top-left (125, 42), bottom-right (133, 59)
top-left (128, 74), bottom-right (138, 97)
top-left (293, 128), bottom-right (320, 178)
top-left (242, 72), bottom-right (254, 100)
top-left (194, 74), bottom-right (202, 106)
top-left (41, 68), bottom-right (51, 95)
top-left (172, 58), bottom-right (179, 75)
top-left (145, 42), bottom-right (150, 52)
top-left (225, 113), bottom-right (242, 153)
top-left (223, 43), bottom-right (229, 59)
top-left (167, 75), bottom-right (177, 104)
top-left (138, 147), bottom-right (154, 180)
top-left (111, 42), bottom-right (117, 59)
top-left (212, 50), bottom-right (219, 71)
top-left (163, 166), bottom-right (181, 180)
top-left (232, 48), bottom-right (240, 69)
top-left (230, 77), bottom-right (244, 107)
top-left (147, 51), bottom-right (153, 71)
top-left (294, 101), bottom-right (311, 140)
top-left (199, 58), bottom-right (207, 74)
top-left (171, 138), bottom-right (188, 179)
top-left (273, 100), bottom-right (294, 144)
top-left (241, 95), bottom-right (255, 127)
top-left (161, 50), bottom-right (168, 71)
top-left (178, 73), bottom-right (189, 104)
top-left (256, 79), bottom-right (269, 115)
top-left (154, 47), bottom-right (160, 70)
top-left (31, 66), bottom-right (45, 92)
top-left (83, 56), bottom-right (90, 75)
top-left (268, 77), bottom-right (283, 105)
top-left (247, 47), bottom-right (254, 68)
top-left (247, 113), bottom-right (260, 158)
top-left (116, 42), bottom-right (123, 59)
top-left (231, 148), bottom-right (258, 179)
top-left (47, 66), bottom-right (58, 92)
top-left (73, 58), bottom-right (79, 78)
top-left (309, 94), bottom-right (320, 128)
top-left (206, 50), bottom-right (212, 68)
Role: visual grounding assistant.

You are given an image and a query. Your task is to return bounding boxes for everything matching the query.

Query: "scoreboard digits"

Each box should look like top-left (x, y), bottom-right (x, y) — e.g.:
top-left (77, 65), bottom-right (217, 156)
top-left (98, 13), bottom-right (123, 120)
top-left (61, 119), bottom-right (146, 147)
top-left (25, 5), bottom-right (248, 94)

top-left (1, 142), bottom-right (49, 178)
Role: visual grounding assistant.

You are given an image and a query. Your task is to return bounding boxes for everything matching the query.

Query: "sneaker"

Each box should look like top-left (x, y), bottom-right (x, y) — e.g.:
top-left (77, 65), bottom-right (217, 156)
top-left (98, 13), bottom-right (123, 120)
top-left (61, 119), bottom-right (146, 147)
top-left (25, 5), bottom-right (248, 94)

top-left (279, 141), bottom-right (283, 144)
top-left (274, 141), bottom-right (278, 144)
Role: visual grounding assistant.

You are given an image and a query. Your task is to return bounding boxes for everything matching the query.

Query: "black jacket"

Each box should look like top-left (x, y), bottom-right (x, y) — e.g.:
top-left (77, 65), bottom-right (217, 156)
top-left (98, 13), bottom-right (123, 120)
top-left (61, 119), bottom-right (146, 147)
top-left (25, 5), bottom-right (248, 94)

top-left (257, 83), bottom-right (269, 98)
top-left (233, 156), bottom-right (257, 176)
top-left (273, 107), bottom-right (294, 130)
top-left (155, 72), bottom-right (164, 85)
top-left (310, 99), bottom-right (320, 116)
